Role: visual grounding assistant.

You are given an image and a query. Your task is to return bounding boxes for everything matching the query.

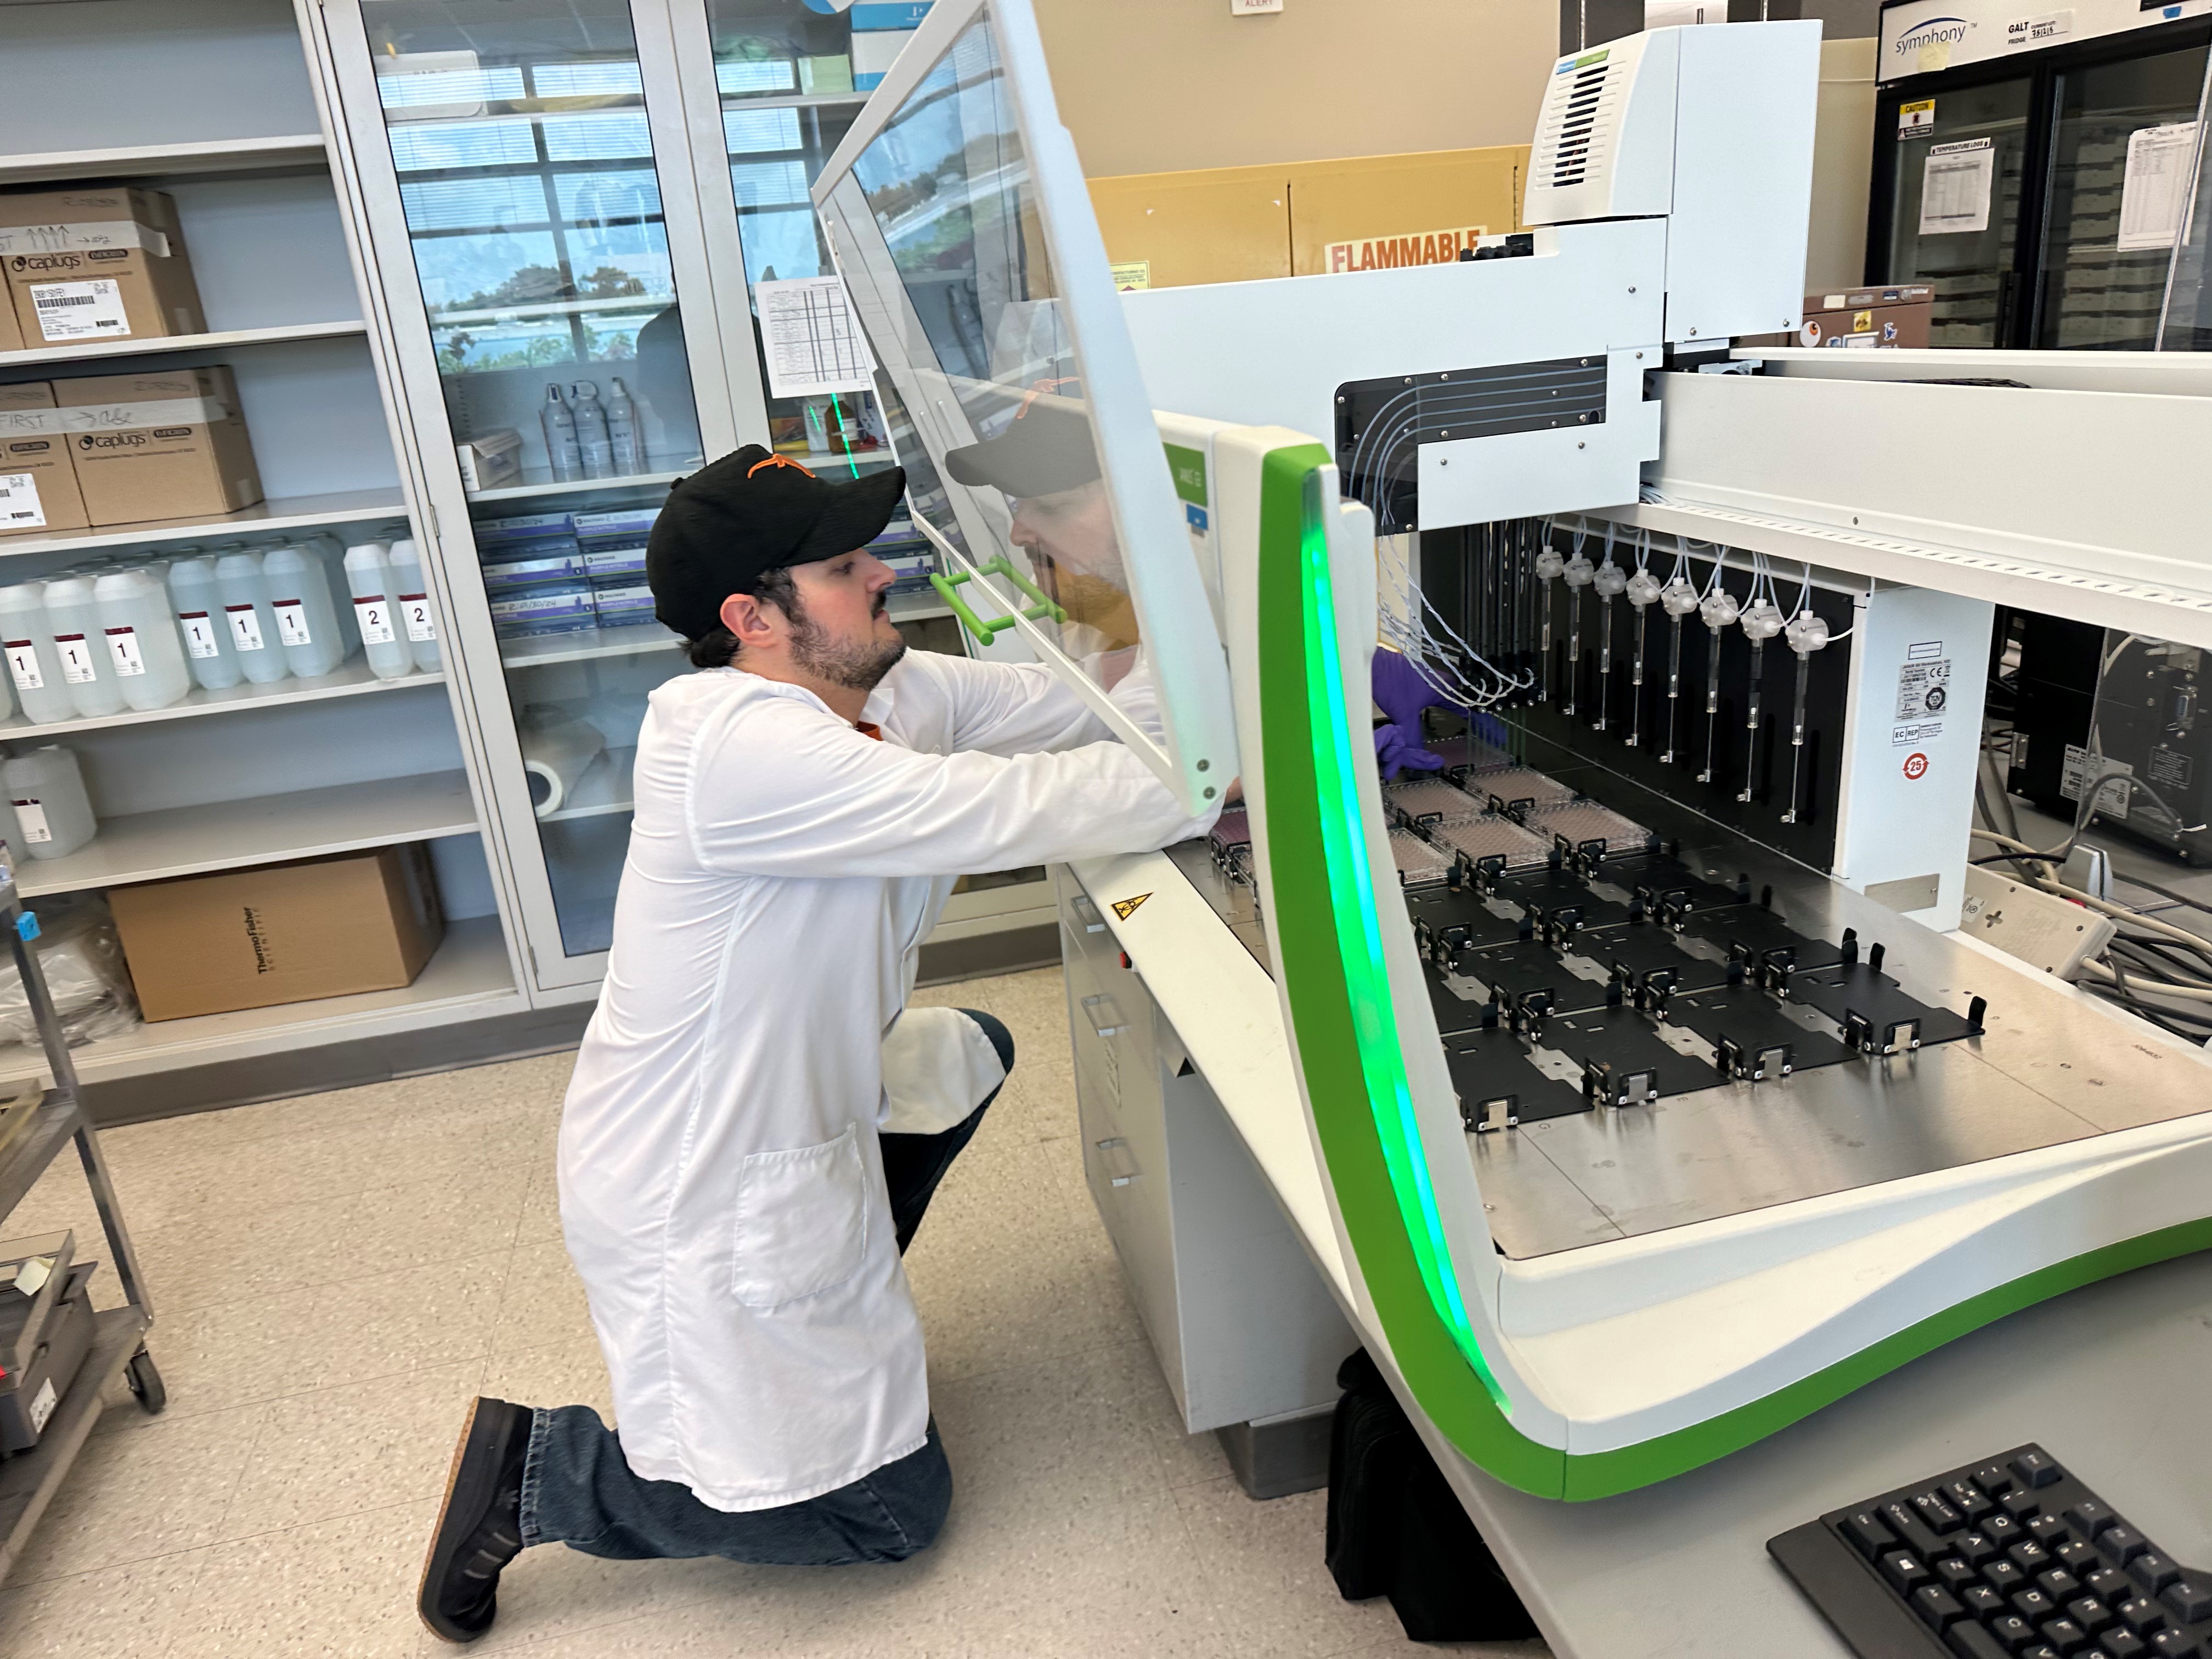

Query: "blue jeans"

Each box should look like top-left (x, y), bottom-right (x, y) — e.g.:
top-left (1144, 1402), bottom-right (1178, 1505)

top-left (518, 1008), bottom-right (1014, 1565)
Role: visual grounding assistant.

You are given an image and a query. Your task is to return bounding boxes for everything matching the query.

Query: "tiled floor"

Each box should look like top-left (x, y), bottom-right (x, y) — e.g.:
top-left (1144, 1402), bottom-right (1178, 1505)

top-left (0, 967), bottom-right (1549, 1659)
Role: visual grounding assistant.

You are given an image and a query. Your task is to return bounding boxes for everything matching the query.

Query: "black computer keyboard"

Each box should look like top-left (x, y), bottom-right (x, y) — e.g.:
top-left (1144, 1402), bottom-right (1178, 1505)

top-left (1770, 1444), bottom-right (2212, 1658)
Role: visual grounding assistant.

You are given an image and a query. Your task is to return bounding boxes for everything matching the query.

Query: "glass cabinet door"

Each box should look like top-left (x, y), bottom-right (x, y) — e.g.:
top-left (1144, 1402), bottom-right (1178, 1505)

top-left (335, 0), bottom-right (723, 976)
top-left (2036, 41), bottom-right (2211, 349)
top-left (1878, 74), bottom-right (2037, 347)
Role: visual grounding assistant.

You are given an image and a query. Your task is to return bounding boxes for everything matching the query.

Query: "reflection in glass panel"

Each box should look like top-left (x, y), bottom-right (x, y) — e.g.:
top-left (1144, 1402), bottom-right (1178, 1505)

top-left (2040, 44), bottom-right (2210, 349)
top-left (1882, 77), bottom-right (2033, 346)
top-left (828, 16), bottom-right (1159, 706)
top-left (2159, 94), bottom-right (2212, 349)
top-left (365, 0), bottom-right (708, 961)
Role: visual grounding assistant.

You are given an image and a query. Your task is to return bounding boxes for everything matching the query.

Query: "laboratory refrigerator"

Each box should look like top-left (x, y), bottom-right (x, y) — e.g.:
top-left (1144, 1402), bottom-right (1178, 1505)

top-left (1868, 0), bottom-right (2210, 349)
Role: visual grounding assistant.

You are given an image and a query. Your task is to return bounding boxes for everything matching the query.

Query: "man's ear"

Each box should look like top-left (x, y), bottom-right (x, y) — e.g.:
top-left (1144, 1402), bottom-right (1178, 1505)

top-left (721, 591), bottom-right (777, 650)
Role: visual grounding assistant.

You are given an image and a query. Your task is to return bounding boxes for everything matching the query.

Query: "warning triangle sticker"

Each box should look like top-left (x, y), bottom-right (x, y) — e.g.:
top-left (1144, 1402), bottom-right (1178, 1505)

top-left (1110, 893), bottom-right (1151, 922)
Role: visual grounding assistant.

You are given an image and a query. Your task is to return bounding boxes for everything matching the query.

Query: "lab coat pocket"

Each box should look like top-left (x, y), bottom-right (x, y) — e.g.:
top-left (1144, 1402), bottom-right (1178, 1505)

top-left (731, 1125), bottom-right (871, 1310)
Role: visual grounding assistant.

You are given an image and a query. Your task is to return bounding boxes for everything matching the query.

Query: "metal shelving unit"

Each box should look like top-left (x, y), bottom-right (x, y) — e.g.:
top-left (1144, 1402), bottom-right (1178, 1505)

top-left (0, 853), bottom-right (161, 1585)
top-left (0, 319), bottom-right (369, 372)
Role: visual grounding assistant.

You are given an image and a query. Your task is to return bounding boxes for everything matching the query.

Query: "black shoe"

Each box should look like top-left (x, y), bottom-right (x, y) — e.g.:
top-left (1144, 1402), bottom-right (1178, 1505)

top-left (419, 1397), bottom-right (532, 1644)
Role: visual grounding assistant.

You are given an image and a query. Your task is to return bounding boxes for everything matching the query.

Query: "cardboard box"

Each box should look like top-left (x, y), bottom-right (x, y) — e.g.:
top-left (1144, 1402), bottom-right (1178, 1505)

top-left (0, 290), bottom-right (21, 354)
top-left (0, 382), bottom-right (89, 538)
top-left (108, 844), bottom-right (444, 1022)
top-left (52, 364), bottom-right (262, 527)
top-left (455, 428), bottom-right (523, 492)
top-left (0, 187), bottom-right (204, 348)
top-left (1745, 285), bottom-right (1935, 351)
top-left (1087, 145), bottom-right (1528, 290)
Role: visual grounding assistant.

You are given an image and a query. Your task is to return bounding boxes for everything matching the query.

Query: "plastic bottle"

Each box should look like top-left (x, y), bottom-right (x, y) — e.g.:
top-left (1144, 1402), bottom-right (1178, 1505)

top-left (569, 380), bottom-right (613, 478)
top-left (0, 584), bottom-right (72, 725)
top-left (605, 376), bottom-right (642, 476)
top-left (213, 548), bottom-right (290, 686)
top-left (93, 567), bottom-right (192, 712)
top-left (387, 537), bottom-right (441, 673)
top-left (3, 744), bottom-right (97, 860)
top-left (261, 543), bottom-right (345, 679)
top-left (540, 385), bottom-right (582, 482)
top-left (166, 556), bottom-right (244, 691)
top-left (39, 576), bottom-right (125, 720)
top-left (342, 541), bottom-right (416, 681)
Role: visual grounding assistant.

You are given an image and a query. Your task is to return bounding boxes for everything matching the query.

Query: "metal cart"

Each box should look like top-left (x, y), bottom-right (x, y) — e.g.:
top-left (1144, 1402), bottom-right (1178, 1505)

top-left (0, 854), bottom-right (160, 1584)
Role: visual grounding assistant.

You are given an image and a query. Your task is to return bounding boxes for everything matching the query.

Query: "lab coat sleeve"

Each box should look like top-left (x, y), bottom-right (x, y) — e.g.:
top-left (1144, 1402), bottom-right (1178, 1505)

top-left (932, 655), bottom-right (1116, 757)
top-left (687, 695), bottom-right (1216, 879)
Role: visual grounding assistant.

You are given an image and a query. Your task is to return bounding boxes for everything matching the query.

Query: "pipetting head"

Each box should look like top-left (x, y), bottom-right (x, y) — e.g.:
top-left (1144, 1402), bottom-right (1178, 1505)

top-left (1699, 589), bottom-right (1741, 630)
top-left (1593, 562), bottom-right (1628, 598)
top-left (1659, 575), bottom-right (1701, 618)
top-left (1535, 548), bottom-right (1566, 581)
top-left (1739, 597), bottom-right (1786, 642)
top-left (1786, 611), bottom-right (1831, 656)
top-left (1562, 554), bottom-right (1596, 589)
top-left (1626, 568), bottom-right (1664, 608)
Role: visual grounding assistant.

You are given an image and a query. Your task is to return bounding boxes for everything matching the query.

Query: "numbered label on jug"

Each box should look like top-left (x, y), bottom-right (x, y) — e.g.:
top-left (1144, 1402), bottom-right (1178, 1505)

top-left (225, 604), bottom-right (266, 653)
top-left (4, 642), bottom-right (42, 692)
top-left (400, 594), bottom-right (436, 644)
top-left (179, 613), bottom-right (223, 660)
top-left (12, 799), bottom-right (50, 845)
top-left (54, 634), bottom-right (98, 686)
top-left (105, 627), bottom-right (145, 677)
top-left (273, 600), bottom-right (313, 648)
top-left (353, 595), bottom-right (397, 646)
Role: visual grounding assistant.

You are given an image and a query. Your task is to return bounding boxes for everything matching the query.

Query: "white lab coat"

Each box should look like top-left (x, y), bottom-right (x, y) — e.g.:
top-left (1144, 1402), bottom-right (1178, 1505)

top-left (557, 650), bottom-right (1212, 1511)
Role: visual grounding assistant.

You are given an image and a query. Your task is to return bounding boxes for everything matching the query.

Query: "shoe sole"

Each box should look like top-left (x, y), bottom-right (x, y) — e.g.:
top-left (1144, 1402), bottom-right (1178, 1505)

top-left (419, 1396), bottom-right (490, 1644)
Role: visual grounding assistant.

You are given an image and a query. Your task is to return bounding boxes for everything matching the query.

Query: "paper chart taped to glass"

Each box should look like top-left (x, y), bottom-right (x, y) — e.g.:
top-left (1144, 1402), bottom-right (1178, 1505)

top-left (2117, 122), bottom-right (2199, 252)
top-left (757, 275), bottom-right (878, 399)
top-left (1920, 137), bottom-right (1994, 236)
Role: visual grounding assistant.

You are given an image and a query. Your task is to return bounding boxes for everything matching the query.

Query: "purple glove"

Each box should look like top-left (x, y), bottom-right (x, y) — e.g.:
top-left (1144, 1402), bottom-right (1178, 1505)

top-left (1372, 648), bottom-right (1465, 781)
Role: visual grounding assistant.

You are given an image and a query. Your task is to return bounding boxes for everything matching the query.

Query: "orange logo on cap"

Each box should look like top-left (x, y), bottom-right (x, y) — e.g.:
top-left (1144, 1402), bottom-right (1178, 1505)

top-left (747, 454), bottom-right (816, 479)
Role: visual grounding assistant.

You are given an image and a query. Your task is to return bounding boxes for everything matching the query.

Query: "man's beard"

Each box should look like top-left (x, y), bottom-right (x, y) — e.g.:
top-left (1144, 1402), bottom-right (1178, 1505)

top-left (788, 599), bottom-right (906, 693)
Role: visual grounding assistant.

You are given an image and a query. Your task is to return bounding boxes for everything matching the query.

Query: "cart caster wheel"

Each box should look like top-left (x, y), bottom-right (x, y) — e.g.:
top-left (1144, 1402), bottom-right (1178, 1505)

top-left (125, 1348), bottom-right (165, 1415)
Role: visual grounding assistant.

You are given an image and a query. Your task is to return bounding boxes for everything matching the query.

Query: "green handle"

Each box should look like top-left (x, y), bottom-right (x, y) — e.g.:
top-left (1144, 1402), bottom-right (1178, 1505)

top-left (977, 555), bottom-right (1068, 624)
top-left (930, 571), bottom-right (1014, 644)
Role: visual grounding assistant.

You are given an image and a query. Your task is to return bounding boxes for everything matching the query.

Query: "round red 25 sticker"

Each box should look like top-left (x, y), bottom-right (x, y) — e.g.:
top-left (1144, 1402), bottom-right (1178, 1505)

top-left (1903, 752), bottom-right (1929, 780)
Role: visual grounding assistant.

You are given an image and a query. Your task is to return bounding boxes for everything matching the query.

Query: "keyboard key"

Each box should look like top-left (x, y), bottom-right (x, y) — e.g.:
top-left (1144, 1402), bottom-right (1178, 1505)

top-left (1918, 1492), bottom-right (1969, 1535)
top-left (2017, 1588), bottom-right (2062, 1622)
top-left (1935, 1556), bottom-right (1982, 1594)
top-left (1914, 1586), bottom-right (1970, 1629)
top-left (2013, 1451), bottom-right (2064, 1488)
top-left (2008, 1491), bottom-right (2048, 1521)
top-left (2103, 1527), bottom-right (2151, 1566)
top-left (2163, 1580), bottom-right (2212, 1623)
top-left (1948, 1626), bottom-right (2012, 1659)
top-left (1948, 1479), bottom-right (1999, 1521)
top-left (2016, 1543), bottom-right (2057, 1575)
top-left (1842, 1509), bottom-right (1897, 1559)
top-left (2119, 1596), bottom-right (2170, 1633)
top-left (2131, 1555), bottom-right (2183, 1596)
top-left (2040, 1618), bottom-right (2092, 1654)
top-left (2019, 1645), bottom-right (2063, 1659)
top-left (2066, 1500), bottom-right (2122, 1540)
top-left (2147, 1633), bottom-right (2201, 1657)
top-left (1977, 1463), bottom-right (2019, 1496)
top-left (2091, 1570), bottom-right (2136, 1602)
top-left (2068, 1597), bottom-right (2118, 1633)
top-left (1885, 1499), bottom-right (1949, 1558)
top-left (1882, 1549), bottom-right (1934, 1593)
top-left (1963, 1585), bottom-right (2008, 1619)
top-left (1989, 1561), bottom-right (2032, 1594)
top-left (2060, 1542), bottom-right (2106, 1576)
top-left (1988, 1515), bottom-right (2030, 1549)
top-left (1989, 1615), bottom-right (2040, 1649)
top-left (2032, 1516), bottom-right (2075, 1547)
top-left (2105, 1631), bottom-right (2151, 1659)
top-left (2043, 1571), bottom-right (2085, 1603)
top-left (1962, 1532), bottom-right (2005, 1566)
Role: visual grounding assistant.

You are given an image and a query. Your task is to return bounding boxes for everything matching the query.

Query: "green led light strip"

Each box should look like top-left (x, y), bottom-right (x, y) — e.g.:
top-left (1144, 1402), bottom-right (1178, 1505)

top-left (1294, 467), bottom-right (1506, 1409)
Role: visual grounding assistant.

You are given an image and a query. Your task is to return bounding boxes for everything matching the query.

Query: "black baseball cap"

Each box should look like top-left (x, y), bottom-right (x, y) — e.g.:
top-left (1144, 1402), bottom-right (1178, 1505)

top-left (646, 444), bottom-right (907, 639)
top-left (944, 391), bottom-right (1102, 500)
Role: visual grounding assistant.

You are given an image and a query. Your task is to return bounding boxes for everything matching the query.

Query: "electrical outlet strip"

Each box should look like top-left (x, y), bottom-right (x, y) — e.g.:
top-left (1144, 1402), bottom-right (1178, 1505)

top-left (1958, 864), bottom-right (2116, 981)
